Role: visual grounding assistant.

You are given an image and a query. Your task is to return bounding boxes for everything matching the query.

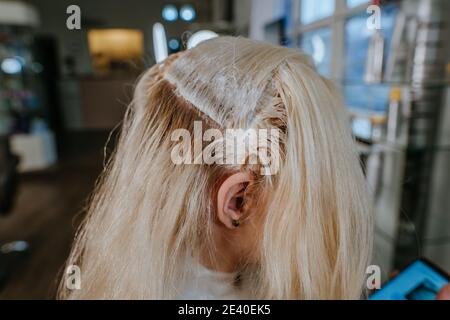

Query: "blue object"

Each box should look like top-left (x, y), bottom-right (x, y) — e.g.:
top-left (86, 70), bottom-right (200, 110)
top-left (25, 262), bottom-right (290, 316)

top-left (168, 38), bottom-right (180, 51)
top-left (1, 58), bottom-right (22, 74)
top-left (300, 0), bottom-right (335, 24)
top-left (180, 5), bottom-right (196, 22)
top-left (162, 4), bottom-right (178, 22)
top-left (370, 260), bottom-right (450, 300)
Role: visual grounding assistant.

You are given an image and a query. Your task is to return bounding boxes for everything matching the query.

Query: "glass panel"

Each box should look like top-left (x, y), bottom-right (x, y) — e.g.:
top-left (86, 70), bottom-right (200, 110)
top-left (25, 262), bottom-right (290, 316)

top-left (343, 4), bottom-right (399, 111)
top-left (344, 84), bottom-right (391, 112)
top-left (347, 0), bottom-right (369, 8)
top-left (344, 12), bottom-right (372, 82)
top-left (299, 27), bottom-right (332, 77)
top-left (352, 117), bottom-right (372, 141)
top-left (300, 0), bottom-right (335, 24)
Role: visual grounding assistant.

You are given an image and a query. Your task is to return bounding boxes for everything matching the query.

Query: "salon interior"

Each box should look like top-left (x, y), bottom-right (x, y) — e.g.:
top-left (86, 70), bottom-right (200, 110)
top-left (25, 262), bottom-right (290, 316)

top-left (0, 0), bottom-right (449, 299)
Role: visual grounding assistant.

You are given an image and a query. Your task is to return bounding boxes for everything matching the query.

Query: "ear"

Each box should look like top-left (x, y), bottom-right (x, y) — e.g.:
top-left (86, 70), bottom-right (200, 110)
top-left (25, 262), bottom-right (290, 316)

top-left (217, 171), bottom-right (253, 229)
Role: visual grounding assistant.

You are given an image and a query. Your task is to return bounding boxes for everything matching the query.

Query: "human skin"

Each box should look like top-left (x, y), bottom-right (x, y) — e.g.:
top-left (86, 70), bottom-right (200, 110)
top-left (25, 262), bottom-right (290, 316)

top-left (436, 284), bottom-right (450, 300)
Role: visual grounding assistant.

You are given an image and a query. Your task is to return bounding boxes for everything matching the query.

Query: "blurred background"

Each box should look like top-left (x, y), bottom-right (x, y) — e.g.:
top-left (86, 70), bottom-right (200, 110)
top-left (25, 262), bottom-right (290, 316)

top-left (0, 0), bottom-right (449, 299)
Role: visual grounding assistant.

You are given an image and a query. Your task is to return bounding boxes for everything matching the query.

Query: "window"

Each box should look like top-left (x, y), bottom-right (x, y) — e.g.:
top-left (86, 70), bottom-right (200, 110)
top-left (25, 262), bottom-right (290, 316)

top-left (346, 0), bottom-right (369, 8)
top-left (299, 27), bottom-right (332, 77)
top-left (343, 3), bottom-right (399, 111)
top-left (300, 0), bottom-right (335, 24)
top-left (292, 1), bottom-right (400, 113)
top-left (344, 12), bottom-right (372, 82)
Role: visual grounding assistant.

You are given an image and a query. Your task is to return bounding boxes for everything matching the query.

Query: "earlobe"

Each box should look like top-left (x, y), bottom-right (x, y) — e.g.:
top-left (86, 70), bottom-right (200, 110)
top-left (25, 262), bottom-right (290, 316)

top-left (217, 172), bottom-right (253, 229)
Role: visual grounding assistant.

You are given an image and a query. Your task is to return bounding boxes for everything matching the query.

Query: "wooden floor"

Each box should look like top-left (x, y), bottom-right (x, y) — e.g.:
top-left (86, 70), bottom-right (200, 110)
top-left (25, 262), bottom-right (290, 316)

top-left (0, 134), bottom-right (106, 299)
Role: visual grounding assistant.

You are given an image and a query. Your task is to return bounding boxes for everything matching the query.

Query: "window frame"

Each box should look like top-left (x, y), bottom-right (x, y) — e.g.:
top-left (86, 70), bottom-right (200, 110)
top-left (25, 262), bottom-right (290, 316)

top-left (291, 0), bottom-right (370, 82)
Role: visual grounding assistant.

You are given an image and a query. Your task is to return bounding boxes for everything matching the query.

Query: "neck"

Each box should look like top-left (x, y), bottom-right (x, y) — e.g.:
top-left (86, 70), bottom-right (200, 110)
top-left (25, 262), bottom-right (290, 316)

top-left (200, 225), bottom-right (241, 273)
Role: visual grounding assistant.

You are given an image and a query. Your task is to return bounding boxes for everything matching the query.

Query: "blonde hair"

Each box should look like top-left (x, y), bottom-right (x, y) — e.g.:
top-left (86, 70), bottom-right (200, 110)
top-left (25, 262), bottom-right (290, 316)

top-left (59, 37), bottom-right (372, 299)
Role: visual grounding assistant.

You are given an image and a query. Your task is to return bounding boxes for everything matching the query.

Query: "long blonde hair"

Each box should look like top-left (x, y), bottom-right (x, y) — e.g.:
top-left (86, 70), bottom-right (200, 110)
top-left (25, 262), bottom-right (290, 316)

top-left (59, 37), bottom-right (372, 299)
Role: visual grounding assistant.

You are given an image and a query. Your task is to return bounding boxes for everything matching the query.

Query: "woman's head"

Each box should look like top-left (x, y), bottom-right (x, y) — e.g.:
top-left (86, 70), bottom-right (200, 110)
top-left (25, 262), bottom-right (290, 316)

top-left (59, 37), bottom-right (372, 299)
